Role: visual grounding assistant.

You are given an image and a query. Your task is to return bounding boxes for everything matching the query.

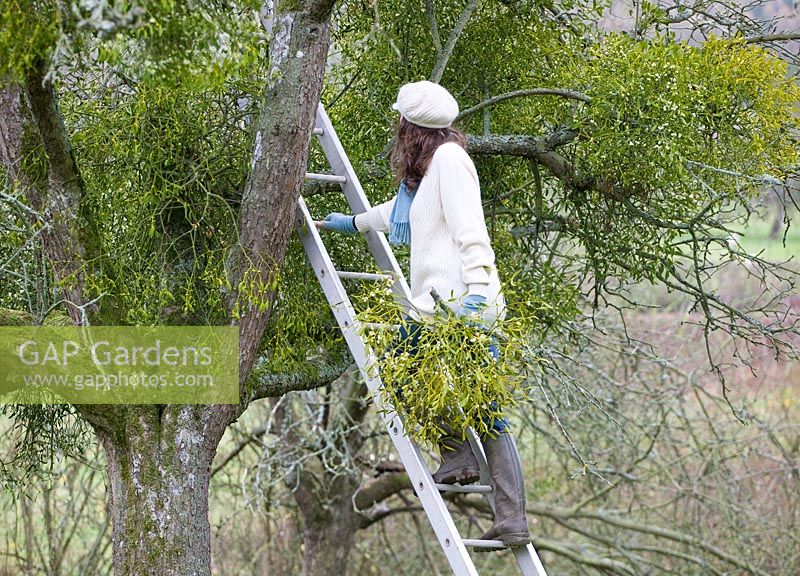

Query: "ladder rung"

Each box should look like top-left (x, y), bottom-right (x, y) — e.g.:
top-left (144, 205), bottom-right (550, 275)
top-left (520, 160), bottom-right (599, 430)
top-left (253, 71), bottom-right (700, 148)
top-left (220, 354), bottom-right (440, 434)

top-left (312, 128), bottom-right (323, 135)
top-left (462, 538), bottom-right (506, 549)
top-left (336, 270), bottom-right (395, 282)
top-left (305, 172), bottom-right (347, 183)
top-left (435, 483), bottom-right (493, 494)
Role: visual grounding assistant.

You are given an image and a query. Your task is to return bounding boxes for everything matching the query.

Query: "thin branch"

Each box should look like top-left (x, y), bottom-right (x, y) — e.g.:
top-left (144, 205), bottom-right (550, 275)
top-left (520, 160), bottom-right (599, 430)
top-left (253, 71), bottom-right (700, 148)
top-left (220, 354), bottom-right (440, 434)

top-left (425, 0), bottom-right (442, 56)
top-left (429, 0), bottom-right (479, 83)
top-left (457, 88), bottom-right (591, 121)
top-left (211, 424), bottom-right (268, 477)
top-left (0, 192), bottom-right (49, 225)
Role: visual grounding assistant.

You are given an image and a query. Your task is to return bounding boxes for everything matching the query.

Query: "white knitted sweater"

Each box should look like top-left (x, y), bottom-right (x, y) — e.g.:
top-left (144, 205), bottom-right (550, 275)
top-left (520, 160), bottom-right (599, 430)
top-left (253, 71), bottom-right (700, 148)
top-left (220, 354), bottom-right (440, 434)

top-left (355, 142), bottom-right (506, 325)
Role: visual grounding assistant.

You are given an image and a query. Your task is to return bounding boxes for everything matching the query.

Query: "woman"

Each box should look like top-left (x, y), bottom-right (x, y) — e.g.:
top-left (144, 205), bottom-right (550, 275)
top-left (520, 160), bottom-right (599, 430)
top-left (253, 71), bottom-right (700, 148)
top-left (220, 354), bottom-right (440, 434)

top-left (317, 80), bottom-right (530, 548)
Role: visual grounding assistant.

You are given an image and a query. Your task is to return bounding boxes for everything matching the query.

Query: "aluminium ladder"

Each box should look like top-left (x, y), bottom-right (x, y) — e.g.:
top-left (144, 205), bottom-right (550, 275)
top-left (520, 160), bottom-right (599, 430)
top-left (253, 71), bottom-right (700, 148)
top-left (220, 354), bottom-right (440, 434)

top-left (296, 103), bottom-right (549, 576)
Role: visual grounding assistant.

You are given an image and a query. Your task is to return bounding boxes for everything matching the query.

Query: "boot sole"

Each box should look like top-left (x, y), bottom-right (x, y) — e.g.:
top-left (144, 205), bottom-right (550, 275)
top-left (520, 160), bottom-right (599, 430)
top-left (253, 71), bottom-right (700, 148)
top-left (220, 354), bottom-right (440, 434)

top-left (432, 468), bottom-right (480, 485)
top-left (500, 532), bottom-right (531, 547)
top-left (474, 532), bottom-right (531, 553)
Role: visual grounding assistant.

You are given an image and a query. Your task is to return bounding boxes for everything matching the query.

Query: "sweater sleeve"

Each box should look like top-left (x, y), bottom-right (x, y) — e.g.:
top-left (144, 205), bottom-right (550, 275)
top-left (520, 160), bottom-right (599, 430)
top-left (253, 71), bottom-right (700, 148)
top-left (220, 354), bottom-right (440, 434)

top-left (435, 143), bottom-right (495, 297)
top-left (354, 195), bottom-right (396, 233)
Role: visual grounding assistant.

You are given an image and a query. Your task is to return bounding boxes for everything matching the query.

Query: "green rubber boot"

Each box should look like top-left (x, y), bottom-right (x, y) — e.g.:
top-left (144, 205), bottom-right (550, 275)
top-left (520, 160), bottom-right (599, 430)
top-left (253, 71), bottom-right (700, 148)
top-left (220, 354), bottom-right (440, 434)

top-left (476, 431), bottom-right (530, 550)
top-left (431, 434), bottom-right (480, 485)
top-left (430, 419), bottom-right (480, 484)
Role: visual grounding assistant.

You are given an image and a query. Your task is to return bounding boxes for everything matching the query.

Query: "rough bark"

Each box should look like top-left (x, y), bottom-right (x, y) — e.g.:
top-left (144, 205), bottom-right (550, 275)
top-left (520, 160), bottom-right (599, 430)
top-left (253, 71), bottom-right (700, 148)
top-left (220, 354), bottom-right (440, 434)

top-left (467, 129), bottom-right (579, 184)
top-left (230, 4), bottom-right (335, 399)
top-left (21, 61), bottom-right (96, 325)
top-left (467, 130), bottom-right (628, 196)
top-left (84, 406), bottom-right (229, 576)
top-left (0, 82), bottom-right (24, 171)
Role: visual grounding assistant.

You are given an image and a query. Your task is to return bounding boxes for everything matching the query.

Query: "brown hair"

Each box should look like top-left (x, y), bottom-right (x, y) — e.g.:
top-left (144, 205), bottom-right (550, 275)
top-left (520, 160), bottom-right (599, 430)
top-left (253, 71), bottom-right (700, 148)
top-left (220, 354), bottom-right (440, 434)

top-left (389, 117), bottom-right (467, 190)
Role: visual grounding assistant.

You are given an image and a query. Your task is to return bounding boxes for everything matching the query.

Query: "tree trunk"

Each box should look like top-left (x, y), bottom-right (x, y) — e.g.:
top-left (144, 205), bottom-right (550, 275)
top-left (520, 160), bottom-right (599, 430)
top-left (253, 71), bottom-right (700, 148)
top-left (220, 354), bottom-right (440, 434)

top-left (231, 5), bottom-right (334, 389)
top-left (3, 1), bottom-right (339, 573)
top-left (86, 405), bottom-right (228, 576)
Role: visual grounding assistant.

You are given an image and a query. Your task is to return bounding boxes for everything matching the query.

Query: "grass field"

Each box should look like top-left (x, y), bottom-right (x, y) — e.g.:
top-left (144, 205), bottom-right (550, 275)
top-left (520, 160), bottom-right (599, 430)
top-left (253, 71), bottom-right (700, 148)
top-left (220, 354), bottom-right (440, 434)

top-left (737, 212), bottom-right (800, 262)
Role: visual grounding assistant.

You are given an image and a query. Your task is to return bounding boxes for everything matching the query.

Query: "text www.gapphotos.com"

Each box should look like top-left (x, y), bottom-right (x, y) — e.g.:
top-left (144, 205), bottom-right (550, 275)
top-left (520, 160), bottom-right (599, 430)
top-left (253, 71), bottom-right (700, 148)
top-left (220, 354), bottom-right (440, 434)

top-left (20, 371), bottom-right (215, 391)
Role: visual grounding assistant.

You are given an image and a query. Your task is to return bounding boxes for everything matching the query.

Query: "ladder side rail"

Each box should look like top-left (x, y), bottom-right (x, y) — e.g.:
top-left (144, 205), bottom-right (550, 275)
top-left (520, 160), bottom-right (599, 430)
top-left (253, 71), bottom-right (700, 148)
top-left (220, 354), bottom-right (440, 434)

top-left (514, 544), bottom-right (549, 576)
top-left (313, 105), bottom-right (413, 308)
top-left (297, 197), bottom-right (480, 576)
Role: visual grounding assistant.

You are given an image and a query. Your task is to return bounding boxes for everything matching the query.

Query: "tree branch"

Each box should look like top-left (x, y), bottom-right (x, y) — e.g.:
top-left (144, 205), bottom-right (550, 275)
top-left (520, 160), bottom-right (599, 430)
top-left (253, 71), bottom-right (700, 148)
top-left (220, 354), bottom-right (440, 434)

top-left (457, 88), bottom-right (591, 121)
top-left (354, 471), bottom-right (412, 513)
top-left (744, 32), bottom-right (800, 44)
top-left (429, 0), bottom-right (479, 83)
top-left (11, 62), bottom-right (94, 326)
top-left (211, 424), bottom-right (268, 477)
top-left (425, 0), bottom-right (442, 56)
top-left (246, 354), bottom-right (356, 404)
top-left (467, 130), bottom-right (581, 186)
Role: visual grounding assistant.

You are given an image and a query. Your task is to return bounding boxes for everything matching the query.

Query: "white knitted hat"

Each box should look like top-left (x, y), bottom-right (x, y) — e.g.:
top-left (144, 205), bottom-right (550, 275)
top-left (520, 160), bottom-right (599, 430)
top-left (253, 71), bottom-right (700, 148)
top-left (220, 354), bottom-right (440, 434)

top-left (392, 81), bottom-right (459, 129)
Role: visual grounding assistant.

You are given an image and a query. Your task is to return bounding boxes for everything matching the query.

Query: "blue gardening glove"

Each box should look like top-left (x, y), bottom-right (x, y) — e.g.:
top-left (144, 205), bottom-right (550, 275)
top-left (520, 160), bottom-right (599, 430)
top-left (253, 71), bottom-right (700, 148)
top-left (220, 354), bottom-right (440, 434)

top-left (318, 212), bottom-right (357, 234)
top-left (455, 294), bottom-right (487, 320)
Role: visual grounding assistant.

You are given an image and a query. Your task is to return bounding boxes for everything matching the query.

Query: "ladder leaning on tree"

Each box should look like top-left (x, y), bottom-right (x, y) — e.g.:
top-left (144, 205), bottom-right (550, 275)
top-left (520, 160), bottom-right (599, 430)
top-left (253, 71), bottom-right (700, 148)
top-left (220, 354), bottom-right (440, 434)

top-left (296, 103), bottom-right (549, 576)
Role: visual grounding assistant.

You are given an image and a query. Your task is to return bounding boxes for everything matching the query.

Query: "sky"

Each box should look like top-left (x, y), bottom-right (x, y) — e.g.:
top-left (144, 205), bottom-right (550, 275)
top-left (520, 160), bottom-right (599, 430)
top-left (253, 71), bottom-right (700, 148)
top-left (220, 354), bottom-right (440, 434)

top-left (601, 0), bottom-right (800, 34)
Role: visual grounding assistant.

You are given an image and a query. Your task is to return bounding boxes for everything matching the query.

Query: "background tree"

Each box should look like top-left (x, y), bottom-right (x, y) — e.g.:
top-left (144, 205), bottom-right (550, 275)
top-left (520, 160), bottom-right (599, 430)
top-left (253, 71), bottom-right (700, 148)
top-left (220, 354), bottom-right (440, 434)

top-left (219, 0), bottom-right (800, 573)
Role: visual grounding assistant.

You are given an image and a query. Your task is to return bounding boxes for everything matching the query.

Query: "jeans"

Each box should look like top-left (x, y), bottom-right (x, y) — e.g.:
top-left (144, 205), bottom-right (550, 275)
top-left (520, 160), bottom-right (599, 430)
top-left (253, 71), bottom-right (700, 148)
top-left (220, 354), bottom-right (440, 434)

top-left (386, 316), bottom-right (509, 436)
